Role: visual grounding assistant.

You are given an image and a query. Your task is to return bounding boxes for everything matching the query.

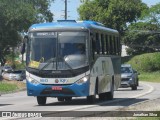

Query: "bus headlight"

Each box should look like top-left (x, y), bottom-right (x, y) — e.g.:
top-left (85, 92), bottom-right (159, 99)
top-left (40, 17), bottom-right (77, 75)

top-left (76, 75), bottom-right (89, 84)
top-left (27, 76), bottom-right (40, 84)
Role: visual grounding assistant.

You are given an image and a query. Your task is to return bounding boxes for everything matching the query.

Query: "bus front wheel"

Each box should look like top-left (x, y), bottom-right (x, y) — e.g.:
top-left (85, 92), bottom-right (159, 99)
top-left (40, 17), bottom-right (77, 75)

top-left (37, 96), bottom-right (47, 105)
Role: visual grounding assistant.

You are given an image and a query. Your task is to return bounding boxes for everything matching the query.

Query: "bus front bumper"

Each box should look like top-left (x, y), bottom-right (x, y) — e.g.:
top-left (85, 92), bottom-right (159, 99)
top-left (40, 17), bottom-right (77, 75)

top-left (26, 80), bottom-right (89, 97)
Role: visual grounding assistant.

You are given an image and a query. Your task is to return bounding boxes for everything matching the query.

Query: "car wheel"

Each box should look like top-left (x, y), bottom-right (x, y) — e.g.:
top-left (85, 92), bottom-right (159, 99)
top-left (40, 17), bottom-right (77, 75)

top-left (131, 85), bottom-right (137, 90)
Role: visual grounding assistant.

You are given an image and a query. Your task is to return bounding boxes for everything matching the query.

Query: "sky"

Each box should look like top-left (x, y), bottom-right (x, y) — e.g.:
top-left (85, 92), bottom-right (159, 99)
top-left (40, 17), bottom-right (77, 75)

top-left (50, 0), bottom-right (160, 21)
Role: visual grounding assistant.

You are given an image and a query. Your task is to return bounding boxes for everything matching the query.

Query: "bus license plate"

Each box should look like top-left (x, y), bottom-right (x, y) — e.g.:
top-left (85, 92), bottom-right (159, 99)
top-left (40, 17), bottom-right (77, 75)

top-left (52, 86), bottom-right (62, 91)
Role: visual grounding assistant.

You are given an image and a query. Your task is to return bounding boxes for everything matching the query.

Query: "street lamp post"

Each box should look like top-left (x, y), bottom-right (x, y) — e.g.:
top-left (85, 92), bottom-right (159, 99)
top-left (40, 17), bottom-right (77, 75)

top-left (65, 0), bottom-right (67, 20)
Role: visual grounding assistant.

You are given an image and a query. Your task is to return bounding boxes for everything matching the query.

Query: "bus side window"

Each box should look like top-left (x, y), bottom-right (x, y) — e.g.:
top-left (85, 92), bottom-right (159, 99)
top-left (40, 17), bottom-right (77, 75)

top-left (113, 36), bottom-right (117, 55)
top-left (109, 35), bottom-right (113, 54)
top-left (101, 34), bottom-right (104, 54)
top-left (104, 35), bottom-right (106, 54)
top-left (112, 36), bottom-right (116, 55)
top-left (91, 34), bottom-right (96, 59)
top-left (105, 35), bottom-right (108, 54)
top-left (96, 33), bottom-right (100, 54)
top-left (117, 37), bottom-right (120, 55)
top-left (116, 37), bottom-right (119, 55)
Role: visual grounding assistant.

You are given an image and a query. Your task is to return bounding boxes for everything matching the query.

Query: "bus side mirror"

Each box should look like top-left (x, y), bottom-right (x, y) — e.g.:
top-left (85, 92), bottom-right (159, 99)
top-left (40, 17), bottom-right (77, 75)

top-left (21, 36), bottom-right (28, 55)
top-left (20, 42), bottom-right (26, 55)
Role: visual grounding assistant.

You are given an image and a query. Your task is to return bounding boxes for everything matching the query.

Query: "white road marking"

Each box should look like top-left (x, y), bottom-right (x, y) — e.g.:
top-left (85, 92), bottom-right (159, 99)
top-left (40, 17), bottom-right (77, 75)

top-left (56, 81), bottom-right (154, 111)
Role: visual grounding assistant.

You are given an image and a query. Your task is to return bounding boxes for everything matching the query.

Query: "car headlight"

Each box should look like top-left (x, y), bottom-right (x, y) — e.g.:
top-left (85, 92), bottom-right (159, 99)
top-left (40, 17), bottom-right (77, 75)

top-left (27, 76), bottom-right (40, 84)
top-left (76, 75), bottom-right (89, 84)
top-left (129, 78), bottom-right (133, 81)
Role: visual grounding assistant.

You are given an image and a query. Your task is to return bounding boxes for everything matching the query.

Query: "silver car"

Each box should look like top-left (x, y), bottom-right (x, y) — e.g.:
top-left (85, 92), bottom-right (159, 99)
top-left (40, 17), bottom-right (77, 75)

top-left (121, 64), bottom-right (139, 90)
top-left (2, 65), bottom-right (13, 73)
top-left (2, 70), bottom-right (26, 81)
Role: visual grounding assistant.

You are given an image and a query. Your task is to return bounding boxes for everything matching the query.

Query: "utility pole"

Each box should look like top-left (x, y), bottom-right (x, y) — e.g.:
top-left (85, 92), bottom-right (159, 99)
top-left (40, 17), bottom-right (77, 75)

top-left (65, 0), bottom-right (67, 20)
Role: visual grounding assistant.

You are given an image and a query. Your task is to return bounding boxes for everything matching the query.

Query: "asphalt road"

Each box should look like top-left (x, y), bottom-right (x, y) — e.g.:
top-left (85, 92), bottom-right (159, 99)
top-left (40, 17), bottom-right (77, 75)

top-left (0, 81), bottom-right (160, 119)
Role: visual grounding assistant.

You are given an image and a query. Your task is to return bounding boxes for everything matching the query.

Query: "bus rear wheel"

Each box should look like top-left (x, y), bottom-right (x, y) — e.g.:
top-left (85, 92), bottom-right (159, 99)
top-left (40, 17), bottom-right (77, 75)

top-left (37, 96), bottom-right (47, 105)
top-left (99, 93), bottom-right (106, 100)
top-left (105, 80), bottom-right (114, 100)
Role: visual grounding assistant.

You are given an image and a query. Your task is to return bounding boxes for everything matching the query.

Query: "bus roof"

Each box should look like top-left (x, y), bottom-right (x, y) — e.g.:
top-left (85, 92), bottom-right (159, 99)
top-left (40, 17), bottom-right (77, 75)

top-left (29, 20), bottom-right (119, 34)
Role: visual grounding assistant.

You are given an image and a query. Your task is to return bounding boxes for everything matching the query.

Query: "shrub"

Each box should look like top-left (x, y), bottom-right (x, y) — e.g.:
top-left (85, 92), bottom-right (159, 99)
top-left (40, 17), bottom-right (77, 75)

top-left (125, 52), bottom-right (160, 72)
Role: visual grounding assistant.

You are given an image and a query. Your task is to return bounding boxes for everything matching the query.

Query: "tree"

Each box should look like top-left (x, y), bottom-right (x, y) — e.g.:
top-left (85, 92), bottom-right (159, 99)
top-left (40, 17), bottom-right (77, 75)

top-left (122, 22), bottom-right (160, 55)
top-left (78, 0), bottom-right (148, 34)
top-left (0, 0), bottom-right (54, 65)
top-left (122, 3), bottom-right (160, 55)
top-left (141, 3), bottom-right (160, 26)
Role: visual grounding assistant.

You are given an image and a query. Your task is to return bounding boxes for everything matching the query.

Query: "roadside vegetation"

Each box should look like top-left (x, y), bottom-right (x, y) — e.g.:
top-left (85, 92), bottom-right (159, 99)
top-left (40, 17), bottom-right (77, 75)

top-left (122, 52), bottom-right (160, 83)
top-left (0, 51), bottom-right (26, 94)
top-left (137, 117), bottom-right (160, 120)
top-left (5, 53), bottom-right (26, 70)
top-left (0, 80), bottom-right (26, 94)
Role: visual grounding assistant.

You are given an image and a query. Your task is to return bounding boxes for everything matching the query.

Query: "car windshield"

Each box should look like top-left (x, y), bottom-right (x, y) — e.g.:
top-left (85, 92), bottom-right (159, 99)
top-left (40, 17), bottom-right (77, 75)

top-left (4, 66), bottom-right (12, 69)
top-left (121, 67), bottom-right (132, 73)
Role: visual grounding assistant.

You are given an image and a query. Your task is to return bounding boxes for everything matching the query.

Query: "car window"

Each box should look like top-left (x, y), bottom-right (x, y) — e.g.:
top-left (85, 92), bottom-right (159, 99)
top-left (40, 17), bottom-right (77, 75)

top-left (121, 67), bottom-right (132, 73)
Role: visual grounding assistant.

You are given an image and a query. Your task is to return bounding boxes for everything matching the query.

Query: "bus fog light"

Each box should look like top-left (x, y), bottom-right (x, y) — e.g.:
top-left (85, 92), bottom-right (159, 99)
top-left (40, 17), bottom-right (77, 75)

top-left (76, 76), bottom-right (89, 84)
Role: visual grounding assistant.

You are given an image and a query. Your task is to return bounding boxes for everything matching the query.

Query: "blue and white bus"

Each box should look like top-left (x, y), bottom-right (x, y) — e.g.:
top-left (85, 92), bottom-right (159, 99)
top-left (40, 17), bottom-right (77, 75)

top-left (24, 20), bottom-right (121, 105)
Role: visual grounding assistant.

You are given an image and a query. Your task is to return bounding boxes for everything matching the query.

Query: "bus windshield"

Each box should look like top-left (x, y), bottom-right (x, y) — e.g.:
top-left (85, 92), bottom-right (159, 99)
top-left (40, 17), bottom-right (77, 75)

top-left (28, 31), bottom-right (88, 70)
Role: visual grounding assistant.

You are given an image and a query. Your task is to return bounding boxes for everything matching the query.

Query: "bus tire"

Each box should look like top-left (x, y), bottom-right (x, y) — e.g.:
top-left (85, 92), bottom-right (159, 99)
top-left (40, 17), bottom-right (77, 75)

top-left (106, 78), bottom-right (114, 100)
top-left (37, 96), bottom-right (47, 105)
top-left (57, 97), bottom-right (65, 101)
top-left (99, 93), bottom-right (106, 101)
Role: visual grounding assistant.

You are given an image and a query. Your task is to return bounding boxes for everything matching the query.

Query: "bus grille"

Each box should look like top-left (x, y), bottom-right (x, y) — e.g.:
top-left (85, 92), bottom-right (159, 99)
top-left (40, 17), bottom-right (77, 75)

top-left (26, 66), bottom-right (89, 78)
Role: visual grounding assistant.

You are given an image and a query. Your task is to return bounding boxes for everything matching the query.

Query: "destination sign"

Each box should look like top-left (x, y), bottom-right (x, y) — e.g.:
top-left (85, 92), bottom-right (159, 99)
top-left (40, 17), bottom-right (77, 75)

top-left (31, 32), bottom-right (56, 37)
top-left (36, 32), bottom-right (55, 36)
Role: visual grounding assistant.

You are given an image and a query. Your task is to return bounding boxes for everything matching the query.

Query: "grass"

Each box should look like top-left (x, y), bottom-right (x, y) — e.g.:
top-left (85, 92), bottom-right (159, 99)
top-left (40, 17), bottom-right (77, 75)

top-left (136, 117), bottom-right (160, 120)
top-left (0, 80), bottom-right (26, 94)
top-left (139, 71), bottom-right (160, 83)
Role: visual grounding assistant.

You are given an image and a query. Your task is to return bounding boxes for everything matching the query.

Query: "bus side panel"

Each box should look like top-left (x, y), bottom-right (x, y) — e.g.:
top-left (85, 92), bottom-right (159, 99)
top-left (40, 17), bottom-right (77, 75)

top-left (89, 56), bottom-right (115, 95)
top-left (111, 56), bottom-right (121, 90)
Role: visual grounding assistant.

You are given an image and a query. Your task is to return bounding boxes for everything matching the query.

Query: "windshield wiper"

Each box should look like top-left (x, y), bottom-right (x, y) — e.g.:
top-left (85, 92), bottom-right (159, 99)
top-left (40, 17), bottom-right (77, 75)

top-left (58, 56), bottom-right (75, 75)
top-left (39, 58), bottom-right (56, 72)
top-left (38, 56), bottom-right (75, 75)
